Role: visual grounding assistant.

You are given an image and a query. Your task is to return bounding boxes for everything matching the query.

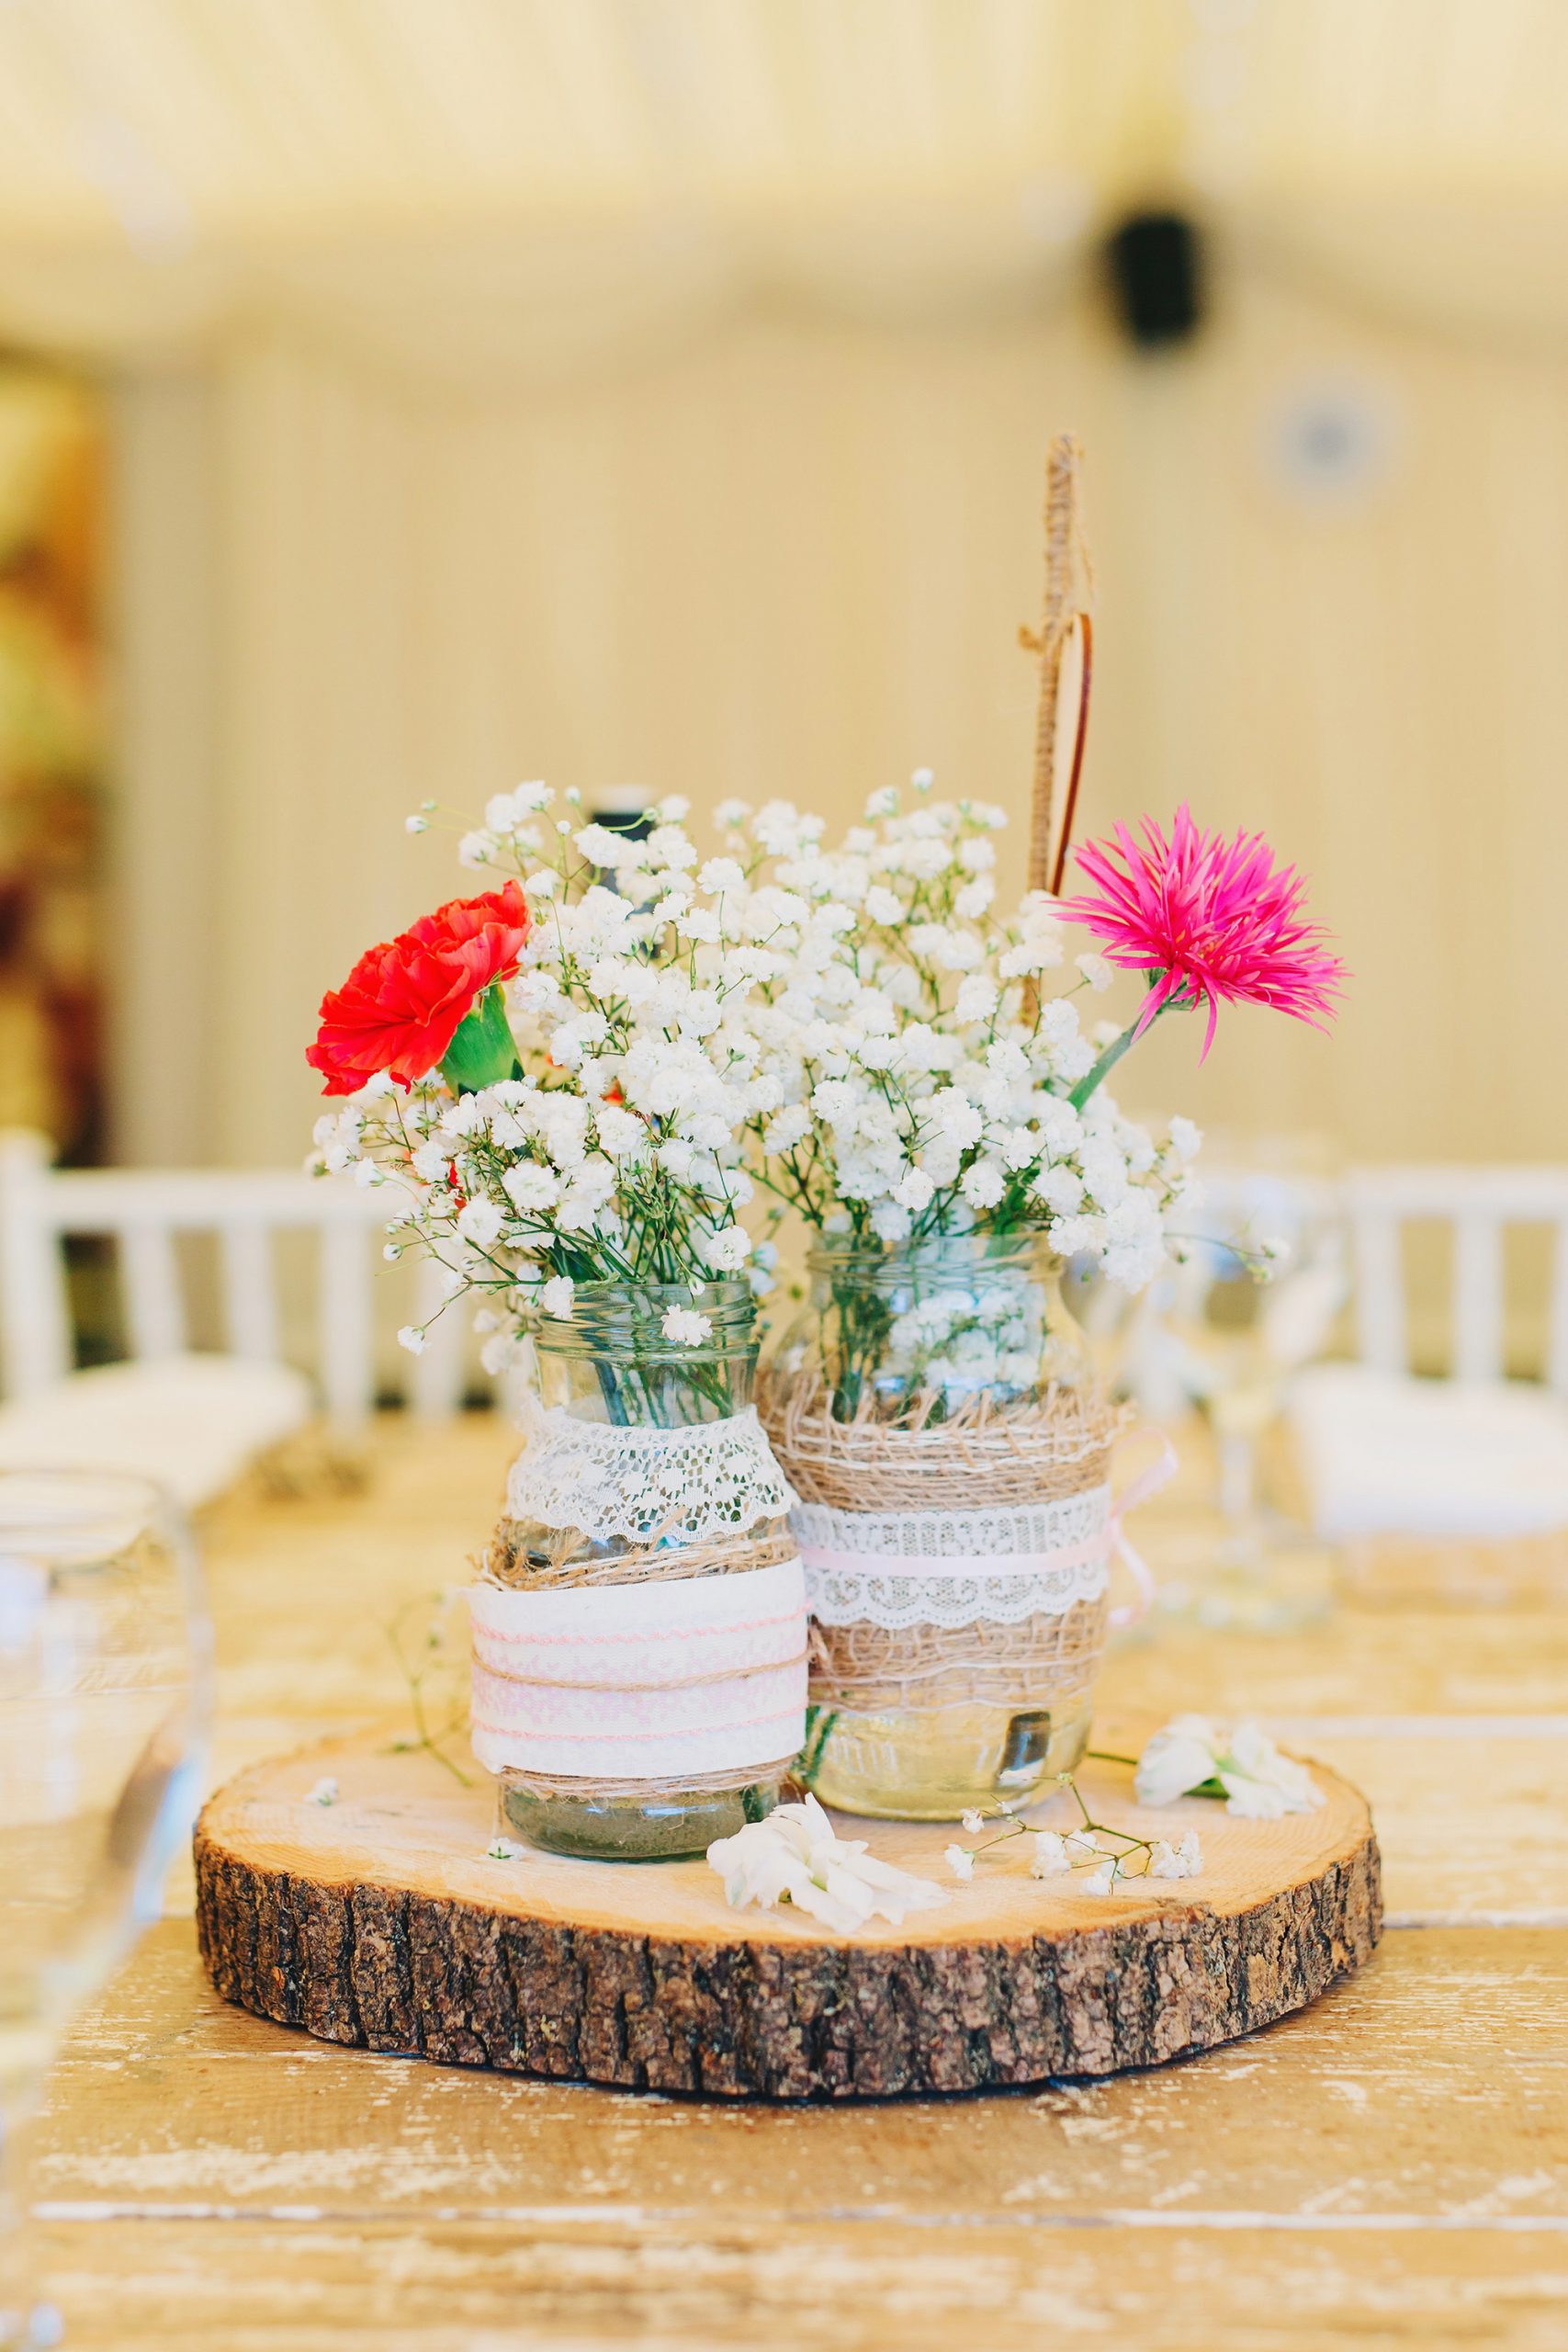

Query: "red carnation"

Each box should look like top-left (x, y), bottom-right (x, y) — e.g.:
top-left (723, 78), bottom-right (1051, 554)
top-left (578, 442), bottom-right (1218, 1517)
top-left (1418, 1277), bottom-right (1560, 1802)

top-left (307, 883), bottom-right (530, 1097)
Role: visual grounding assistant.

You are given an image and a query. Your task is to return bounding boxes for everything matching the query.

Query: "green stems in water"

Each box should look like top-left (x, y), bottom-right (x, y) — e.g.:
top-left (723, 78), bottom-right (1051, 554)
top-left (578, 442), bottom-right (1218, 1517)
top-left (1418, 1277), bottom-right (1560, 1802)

top-left (797, 1704), bottom-right (840, 1789)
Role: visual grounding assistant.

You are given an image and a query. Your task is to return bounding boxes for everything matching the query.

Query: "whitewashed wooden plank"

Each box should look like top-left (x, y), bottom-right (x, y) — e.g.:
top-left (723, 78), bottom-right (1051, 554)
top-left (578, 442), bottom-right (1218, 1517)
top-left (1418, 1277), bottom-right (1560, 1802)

top-left (1452, 1209), bottom-right (1504, 1383)
top-left (1548, 1216), bottom-right (1568, 1396)
top-left (1348, 1200), bottom-right (1405, 1371)
top-left (217, 1221), bottom-right (279, 1363)
top-left (0, 1128), bottom-right (73, 1393)
top-left (119, 1222), bottom-right (185, 1360)
top-left (318, 1221), bottom-right (374, 1430)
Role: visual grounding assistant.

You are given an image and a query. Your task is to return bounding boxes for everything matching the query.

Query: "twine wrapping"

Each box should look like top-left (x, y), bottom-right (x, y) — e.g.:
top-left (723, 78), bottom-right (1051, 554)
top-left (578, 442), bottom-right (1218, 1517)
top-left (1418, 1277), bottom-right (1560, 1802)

top-left (763, 1371), bottom-right (1123, 1512)
top-left (761, 1374), bottom-right (1168, 1715)
top-left (483, 1515), bottom-right (800, 1589)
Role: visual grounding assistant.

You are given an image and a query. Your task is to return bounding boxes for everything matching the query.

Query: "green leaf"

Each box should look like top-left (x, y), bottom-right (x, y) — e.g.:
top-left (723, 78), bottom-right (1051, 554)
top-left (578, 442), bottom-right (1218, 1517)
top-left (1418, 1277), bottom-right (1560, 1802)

top-left (440, 983), bottom-right (521, 1095)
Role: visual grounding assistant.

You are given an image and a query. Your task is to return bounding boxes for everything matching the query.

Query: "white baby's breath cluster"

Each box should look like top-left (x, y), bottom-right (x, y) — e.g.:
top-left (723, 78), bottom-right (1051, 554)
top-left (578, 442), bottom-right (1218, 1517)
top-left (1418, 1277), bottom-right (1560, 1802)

top-left (714, 775), bottom-right (1198, 1289)
top-left (1028, 1826), bottom-right (1203, 1891)
top-left (310, 782), bottom-right (784, 1354)
top-left (943, 1784), bottom-right (1206, 1896)
top-left (310, 770), bottom-right (1202, 1360)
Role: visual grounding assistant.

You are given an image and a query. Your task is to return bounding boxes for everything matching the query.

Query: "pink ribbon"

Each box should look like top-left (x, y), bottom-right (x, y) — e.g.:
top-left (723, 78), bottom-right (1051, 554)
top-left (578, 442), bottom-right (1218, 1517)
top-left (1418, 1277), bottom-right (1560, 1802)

top-left (1104, 1431), bottom-right (1179, 1631)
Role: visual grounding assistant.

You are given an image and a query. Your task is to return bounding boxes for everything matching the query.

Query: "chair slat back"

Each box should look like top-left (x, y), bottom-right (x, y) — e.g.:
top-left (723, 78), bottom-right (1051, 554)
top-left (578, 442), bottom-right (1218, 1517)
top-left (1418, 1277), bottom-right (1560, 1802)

top-left (0, 1130), bottom-right (485, 1429)
top-left (219, 1220), bottom-right (281, 1363)
top-left (0, 1133), bottom-right (73, 1397)
top-left (319, 1216), bottom-right (377, 1430)
top-left (1344, 1165), bottom-right (1568, 1386)
top-left (1348, 1201), bottom-right (1406, 1374)
top-left (120, 1221), bottom-right (186, 1360)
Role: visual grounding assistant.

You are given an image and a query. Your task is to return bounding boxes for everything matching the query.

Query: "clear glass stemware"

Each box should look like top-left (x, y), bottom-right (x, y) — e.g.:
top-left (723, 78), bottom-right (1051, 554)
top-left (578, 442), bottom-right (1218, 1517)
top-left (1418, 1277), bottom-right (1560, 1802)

top-left (0, 1470), bottom-right (211, 2349)
top-left (1158, 1150), bottom-right (1348, 1631)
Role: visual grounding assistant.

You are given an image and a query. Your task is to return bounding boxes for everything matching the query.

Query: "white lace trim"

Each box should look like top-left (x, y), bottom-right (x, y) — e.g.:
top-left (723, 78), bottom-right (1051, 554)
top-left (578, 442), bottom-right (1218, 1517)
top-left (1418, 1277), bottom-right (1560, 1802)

top-left (795, 1487), bottom-right (1113, 1631)
top-left (506, 1403), bottom-right (793, 1546)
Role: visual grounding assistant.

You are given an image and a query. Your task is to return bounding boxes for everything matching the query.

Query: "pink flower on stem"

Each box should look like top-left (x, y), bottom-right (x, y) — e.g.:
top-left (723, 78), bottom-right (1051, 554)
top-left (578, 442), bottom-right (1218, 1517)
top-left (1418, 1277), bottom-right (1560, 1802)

top-left (1059, 805), bottom-right (1345, 1058)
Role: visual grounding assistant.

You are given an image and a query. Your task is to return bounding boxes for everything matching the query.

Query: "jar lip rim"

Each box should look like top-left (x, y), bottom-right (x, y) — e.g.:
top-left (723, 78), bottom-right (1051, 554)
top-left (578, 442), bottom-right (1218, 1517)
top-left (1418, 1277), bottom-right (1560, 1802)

top-left (535, 1277), bottom-right (756, 1304)
top-left (805, 1231), bottom-right (1044, 1264)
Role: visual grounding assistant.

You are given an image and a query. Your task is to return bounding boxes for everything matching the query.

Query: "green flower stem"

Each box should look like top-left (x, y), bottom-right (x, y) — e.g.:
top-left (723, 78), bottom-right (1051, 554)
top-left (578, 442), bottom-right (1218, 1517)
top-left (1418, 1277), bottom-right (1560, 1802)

top-left (953, 1772), bottom-right (1168, 1883)
top-left (797, 1705), bottom-right (840, 1789)
top-left (1066, 1017), bottom-right (1143, 1112)
top-left (1066, 985), bottom-right (1176, 1112)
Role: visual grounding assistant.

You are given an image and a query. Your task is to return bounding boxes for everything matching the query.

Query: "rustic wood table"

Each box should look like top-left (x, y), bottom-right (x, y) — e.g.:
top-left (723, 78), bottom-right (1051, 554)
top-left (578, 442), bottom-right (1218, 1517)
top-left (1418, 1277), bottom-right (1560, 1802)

top-left (24, 1414), bottom-right (1568, 2349)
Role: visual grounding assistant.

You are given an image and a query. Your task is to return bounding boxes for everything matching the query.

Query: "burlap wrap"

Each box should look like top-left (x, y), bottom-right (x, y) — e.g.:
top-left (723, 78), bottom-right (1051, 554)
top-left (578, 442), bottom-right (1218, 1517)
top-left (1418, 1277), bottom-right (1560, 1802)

top-left (760, 1371), bottom-right (1128, 1714)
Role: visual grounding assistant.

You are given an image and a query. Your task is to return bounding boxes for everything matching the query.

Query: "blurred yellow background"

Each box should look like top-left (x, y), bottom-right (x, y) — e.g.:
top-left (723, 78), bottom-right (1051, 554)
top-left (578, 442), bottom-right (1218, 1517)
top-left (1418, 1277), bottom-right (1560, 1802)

top-left (0, 1), bottom-right (1563, 1172)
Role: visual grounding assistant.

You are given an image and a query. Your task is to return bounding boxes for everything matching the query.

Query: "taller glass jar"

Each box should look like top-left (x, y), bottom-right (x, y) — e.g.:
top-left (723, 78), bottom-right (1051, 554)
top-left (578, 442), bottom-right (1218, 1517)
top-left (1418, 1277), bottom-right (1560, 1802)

top-left (469, 1282), bottom-right (806, 1860)
top-left (761, 1235), bottom-right (1122, 1820)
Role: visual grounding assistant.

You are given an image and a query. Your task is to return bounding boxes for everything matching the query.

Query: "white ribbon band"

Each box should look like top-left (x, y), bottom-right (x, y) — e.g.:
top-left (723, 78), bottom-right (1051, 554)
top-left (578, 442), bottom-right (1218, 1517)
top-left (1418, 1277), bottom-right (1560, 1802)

top-left (795, 1436), bottom-right (1178, 1634)
top-left (469, 1555), bottom-right (807, 1781)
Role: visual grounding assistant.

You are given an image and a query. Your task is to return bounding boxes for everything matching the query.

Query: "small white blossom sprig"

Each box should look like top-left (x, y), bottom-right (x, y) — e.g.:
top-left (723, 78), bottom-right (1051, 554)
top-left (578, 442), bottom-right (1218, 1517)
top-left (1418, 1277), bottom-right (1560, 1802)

top-left (707, 1793), bottom-right (947, 1935)
top-left (711, 775), bottom-right (1199, 1293)
top-left (942, 1772), bottom-right (1204, 1894)
top-left (310, 782), bottom-right (786, 1358)
top-left (1133, 1715), bottom-right (1325, 1818)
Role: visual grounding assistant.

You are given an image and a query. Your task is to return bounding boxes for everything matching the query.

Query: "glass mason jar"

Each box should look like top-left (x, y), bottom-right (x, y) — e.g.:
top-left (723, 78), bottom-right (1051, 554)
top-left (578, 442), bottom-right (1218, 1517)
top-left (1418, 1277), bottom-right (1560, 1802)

top-left (761, 1234), bottom-right (1119, 1820)
top-left (475, 1281), bottom-right (804, 1861)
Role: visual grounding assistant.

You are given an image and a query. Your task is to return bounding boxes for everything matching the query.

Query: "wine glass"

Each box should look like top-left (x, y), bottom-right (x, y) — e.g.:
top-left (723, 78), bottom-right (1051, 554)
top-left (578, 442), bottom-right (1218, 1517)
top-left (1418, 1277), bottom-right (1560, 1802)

top-left (0, 1471), bottom-right (211, 2348)
top-left (1159, 1149), bottom-right (1348, 1629)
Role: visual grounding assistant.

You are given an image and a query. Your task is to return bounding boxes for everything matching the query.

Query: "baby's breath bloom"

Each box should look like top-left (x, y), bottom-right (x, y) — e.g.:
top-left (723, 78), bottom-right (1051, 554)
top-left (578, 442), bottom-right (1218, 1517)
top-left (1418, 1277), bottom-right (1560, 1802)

top-left (1031, 1831), bottom-right (1071, 1879)
top-left (661, 1306), bottom-right (713, 1346)
top-left (1147, 1831), bottom-right (1204, 1880)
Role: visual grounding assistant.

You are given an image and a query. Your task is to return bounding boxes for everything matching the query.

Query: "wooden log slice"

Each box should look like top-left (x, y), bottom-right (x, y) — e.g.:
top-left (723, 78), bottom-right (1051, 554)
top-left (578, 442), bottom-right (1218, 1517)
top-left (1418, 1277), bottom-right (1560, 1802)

top-left (195, 1722), bottom-right (1381, 2102)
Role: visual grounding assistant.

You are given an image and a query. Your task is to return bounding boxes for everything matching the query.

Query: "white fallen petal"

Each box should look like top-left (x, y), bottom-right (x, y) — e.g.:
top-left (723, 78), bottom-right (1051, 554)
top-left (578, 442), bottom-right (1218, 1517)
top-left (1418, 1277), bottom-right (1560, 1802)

top-left (707, 1799), bottom-right (946, 1933)
top-left (1135, 1713), bottom-right (1323, 1818)
top-left (1134, 1714), bottom-right (1225, 1806)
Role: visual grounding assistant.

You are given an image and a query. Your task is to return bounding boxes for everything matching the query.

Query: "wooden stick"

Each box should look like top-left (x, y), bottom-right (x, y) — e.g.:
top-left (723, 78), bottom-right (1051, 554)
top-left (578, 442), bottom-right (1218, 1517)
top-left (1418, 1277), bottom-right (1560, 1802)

top-left (1023, 434), bottom-right (1084, 897)
top-left (1049, 609), bottom-right (1093, 895)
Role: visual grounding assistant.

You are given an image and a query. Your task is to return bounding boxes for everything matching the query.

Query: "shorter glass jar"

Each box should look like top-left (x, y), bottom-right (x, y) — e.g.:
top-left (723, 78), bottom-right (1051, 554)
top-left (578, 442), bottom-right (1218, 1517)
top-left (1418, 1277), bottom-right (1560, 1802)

top-left (762, 1234), bottom-right (1116, 1820)
top-left (479, 1281), bottom-right (802, 1861)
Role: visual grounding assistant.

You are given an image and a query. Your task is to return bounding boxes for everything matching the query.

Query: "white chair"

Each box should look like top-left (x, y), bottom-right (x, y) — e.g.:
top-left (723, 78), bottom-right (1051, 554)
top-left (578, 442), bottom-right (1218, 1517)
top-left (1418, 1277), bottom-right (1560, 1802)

top-left (1102, 1155), bottom-right (1568, 1547)
top-left (0, 1131), bottom-right (483, 1510)
top-left (1292, 1165), bottom-right (1568, 1543)
top-left (1342, 1164), bottom-right (1568, 1391)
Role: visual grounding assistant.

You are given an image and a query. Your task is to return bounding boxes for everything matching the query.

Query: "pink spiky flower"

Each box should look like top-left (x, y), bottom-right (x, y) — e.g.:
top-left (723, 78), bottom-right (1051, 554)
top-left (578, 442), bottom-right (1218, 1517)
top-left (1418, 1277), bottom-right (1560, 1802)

top-left (1059, 805), bottom-right (1345, 1057)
